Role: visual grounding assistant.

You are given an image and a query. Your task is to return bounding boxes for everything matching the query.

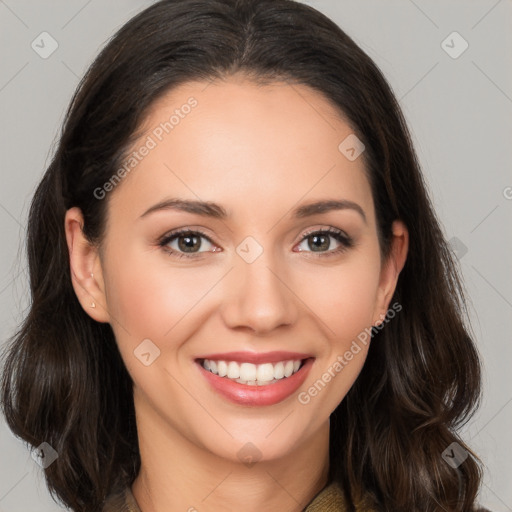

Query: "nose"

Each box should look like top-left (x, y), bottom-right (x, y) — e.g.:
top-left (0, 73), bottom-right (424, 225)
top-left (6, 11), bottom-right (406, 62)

top-left (220, 246), bottom-right (299, 335)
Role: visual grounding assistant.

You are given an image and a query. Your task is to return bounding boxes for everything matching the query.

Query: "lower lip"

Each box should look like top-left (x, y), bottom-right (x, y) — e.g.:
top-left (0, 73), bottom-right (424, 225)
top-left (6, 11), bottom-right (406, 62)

top-left (196, 358), bottom-right (314, 406)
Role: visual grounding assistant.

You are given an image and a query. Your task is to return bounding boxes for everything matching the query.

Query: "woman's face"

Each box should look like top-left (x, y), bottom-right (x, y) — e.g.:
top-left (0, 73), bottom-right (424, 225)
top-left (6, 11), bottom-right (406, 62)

top-left (67, 74), bottom-right (407, 463)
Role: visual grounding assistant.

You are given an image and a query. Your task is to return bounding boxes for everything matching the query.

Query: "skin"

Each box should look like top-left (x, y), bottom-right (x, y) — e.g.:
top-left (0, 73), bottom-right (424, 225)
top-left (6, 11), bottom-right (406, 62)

top-left (65, 74), bottom-right (408, 512)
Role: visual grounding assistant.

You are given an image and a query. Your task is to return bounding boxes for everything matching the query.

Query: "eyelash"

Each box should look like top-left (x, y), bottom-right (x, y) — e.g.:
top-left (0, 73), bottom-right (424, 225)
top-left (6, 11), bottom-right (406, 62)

top-left (158, 227), bottom-right (354, 260)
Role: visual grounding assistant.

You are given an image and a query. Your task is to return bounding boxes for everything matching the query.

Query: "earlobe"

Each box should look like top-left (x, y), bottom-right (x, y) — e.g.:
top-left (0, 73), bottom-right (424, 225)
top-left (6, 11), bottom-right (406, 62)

top-left (64, 207), bottom-right (110, 323)
top-left (373, 220), bottom-right (409, 324)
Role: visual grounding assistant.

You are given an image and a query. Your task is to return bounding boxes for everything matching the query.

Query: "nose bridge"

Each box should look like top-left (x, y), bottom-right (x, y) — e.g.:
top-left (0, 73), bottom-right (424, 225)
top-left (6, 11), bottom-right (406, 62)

top-left (222, 236), bottom-right (297, 333)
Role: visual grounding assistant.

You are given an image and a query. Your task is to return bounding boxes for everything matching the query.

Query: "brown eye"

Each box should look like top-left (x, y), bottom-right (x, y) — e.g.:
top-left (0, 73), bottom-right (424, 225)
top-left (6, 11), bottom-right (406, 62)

top-left (295, 228), bottom-right (353, 256)
top-left (159, 230), bottom-right (217, 259)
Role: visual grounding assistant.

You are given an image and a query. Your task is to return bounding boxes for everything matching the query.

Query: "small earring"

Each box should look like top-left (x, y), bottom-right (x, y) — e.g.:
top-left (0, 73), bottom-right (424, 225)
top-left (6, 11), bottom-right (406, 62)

top-left (90, 302), bottom-right (96, 308)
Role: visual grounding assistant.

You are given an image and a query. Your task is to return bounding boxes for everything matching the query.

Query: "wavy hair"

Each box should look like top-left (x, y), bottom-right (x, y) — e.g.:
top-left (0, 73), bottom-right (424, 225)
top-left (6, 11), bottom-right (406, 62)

top-left (1, 0), bottom-right (483, 510)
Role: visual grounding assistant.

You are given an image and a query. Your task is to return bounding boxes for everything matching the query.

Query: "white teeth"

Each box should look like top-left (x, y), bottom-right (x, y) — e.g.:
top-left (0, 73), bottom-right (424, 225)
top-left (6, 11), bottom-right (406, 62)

top-left (227, 361), bottom-right (240, 379)
top-left (257, 363), bottom-right (275, 382)
top-left (201, 358), bottom-right (305, 385)
top-left (236, 379), bottom-right (258, 386)
top-left (239, 362), bottom-right (257, 381)
top-left (217, 360), bottom-right (228, 377)
top-left (274, 362), bottom-right (284, 379)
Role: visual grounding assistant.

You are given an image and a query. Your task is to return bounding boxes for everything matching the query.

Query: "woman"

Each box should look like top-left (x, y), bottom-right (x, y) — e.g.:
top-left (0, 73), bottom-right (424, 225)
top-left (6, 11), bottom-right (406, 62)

top-left (1, 0), bottom-right (488, 510)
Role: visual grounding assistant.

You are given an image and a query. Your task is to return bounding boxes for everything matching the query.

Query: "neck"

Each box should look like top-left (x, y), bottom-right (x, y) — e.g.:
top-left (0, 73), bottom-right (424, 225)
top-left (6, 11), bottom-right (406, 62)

top-left (131, 392), bottom-right (330, 512)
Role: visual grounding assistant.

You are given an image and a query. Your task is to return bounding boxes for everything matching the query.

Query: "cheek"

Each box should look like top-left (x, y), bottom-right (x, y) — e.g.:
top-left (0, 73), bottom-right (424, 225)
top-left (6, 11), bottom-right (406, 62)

top-left (307, 257), bottom-right (381, 343)
top-left (297, 260), bottom-right (380, 415)
top-left (104, 250), bottom-right (217, 339)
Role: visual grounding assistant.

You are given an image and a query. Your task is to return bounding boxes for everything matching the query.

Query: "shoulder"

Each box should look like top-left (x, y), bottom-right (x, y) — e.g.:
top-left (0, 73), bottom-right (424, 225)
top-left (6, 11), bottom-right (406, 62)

top-left (304, 480), bottom-right (349, 511)
top-left (102, 487), bottom-right (141, 512)
top-left (101, 483), bottom-right (492, 512)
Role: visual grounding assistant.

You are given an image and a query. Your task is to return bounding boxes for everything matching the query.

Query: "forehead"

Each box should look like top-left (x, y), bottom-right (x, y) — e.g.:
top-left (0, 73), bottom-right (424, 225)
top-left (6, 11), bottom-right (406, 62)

top-left (108, 74), bottom-right (374, 226)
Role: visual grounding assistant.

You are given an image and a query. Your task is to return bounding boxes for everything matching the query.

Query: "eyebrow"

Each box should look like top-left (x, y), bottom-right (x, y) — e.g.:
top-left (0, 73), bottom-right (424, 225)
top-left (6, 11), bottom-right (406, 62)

top-left (140, 198), bottom-right (367, 223)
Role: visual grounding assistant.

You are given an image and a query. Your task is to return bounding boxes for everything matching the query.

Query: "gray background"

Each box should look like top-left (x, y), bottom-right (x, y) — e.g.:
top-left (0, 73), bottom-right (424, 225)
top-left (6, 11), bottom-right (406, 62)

top-left (0, 0), bottom-right (511, 510)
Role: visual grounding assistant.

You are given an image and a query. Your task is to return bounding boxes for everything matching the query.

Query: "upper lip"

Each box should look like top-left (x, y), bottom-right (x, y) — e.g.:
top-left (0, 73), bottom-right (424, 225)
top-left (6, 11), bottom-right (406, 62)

top-left (196, 351), bottom-right (314, 364)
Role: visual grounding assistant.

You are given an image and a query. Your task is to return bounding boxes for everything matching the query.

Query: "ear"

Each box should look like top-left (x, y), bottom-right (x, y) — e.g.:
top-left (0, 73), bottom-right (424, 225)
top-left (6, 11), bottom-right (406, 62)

top-left (64, 207), bottom-right (110, 323)
top-left (372, 220), bottom-right (408, 325)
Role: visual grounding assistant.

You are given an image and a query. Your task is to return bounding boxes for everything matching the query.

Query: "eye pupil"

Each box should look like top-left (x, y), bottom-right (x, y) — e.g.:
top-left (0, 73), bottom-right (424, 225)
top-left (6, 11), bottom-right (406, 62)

top-left (178, 234), bottom-right (201, 252)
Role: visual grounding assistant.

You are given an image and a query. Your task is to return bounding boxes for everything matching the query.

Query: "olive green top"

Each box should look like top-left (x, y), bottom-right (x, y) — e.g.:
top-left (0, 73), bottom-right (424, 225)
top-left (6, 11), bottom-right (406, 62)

top-left (102, 480), bottom-right (356, 511)
top-left (102, 480), bottom-right (492, 512)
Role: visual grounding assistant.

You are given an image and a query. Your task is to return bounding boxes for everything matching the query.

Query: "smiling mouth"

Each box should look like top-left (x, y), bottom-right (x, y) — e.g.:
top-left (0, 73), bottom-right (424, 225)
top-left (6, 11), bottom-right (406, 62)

top-left (196, 357), bottom-right (310, 386)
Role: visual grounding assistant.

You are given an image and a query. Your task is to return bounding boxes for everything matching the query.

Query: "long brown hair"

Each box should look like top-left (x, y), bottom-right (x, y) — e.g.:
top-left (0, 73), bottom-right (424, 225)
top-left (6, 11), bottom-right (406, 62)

top-left (1, 1), bottom-right (483, 510)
